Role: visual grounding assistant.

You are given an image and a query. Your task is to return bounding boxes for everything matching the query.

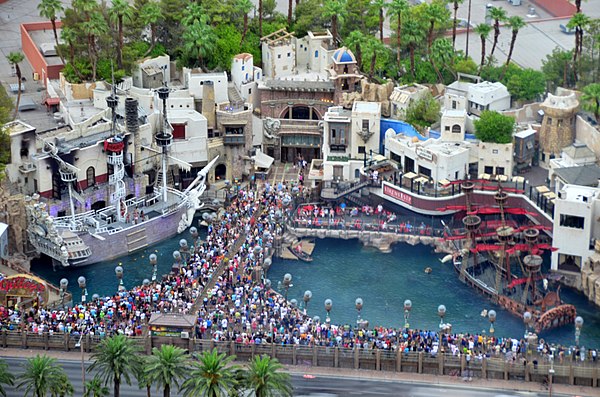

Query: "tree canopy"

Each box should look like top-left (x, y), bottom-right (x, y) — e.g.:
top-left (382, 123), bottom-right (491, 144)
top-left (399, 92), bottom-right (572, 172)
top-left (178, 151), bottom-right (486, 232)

top-left (405, 92), bottom-right (440, 130)
top-left (474, 110), bottom-right (515, 144)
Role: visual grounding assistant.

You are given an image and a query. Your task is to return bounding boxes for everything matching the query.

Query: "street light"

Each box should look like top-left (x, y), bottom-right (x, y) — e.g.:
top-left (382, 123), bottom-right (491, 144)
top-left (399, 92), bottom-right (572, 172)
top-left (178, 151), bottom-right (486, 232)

top-left (303, 290), bottom-right (312, 313)
top-left (523, 311), bottom-right (532, 338)
top-left (575, 316), bottom-right (584, 347)
top-left (75, 333), bottom-right (85, 393)
top-left (488, 310), bottom-right (496, 335)
top-left (59, 278), bottom-right (68, 307)
top-left (264, 279), bottom-right (272, 290)
top-left (324, 298), bottom-right (333, 322)
top-left (403, 299), bottom-right (412, 329)
top-left (190, 227), bottom-right (199, 252)
top-left (179, 239), bottom-right (190, 263)
top-left (149, 253), bottom-right (158, 282)
top-left (172, 250), bottom-right (182, 271)
top-left (77, 276), bottom-right (87, 304)
top-left (437, 304), bottom-right (446, 329)
top-left (142, 279), bottom-right (150, 287)
top-left (282, 273), bottom-right (293, 301)
top-left (549, 347), bottom-right (556, 397)
top-left (356, 298), bottom-right (368, 329)
top-left (115, 266), bottom-right (124, 292)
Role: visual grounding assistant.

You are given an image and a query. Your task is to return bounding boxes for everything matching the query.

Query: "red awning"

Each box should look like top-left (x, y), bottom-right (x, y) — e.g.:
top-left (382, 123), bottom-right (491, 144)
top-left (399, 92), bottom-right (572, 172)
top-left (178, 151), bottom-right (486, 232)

top-left (44, 97), bottom-right (60, 106)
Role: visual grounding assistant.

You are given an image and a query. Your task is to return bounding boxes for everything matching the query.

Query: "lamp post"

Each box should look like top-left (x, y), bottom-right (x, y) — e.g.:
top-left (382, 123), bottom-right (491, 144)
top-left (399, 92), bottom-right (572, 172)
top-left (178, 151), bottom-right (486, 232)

top-left (548, 347), bottom-right (555, 397)
top-left (282, 273), bottom-right (293, 301)
top-left (523, 311), bottom-right (532, 338)
top-left (172, 250), bottom-right (182, 271)
top-left (179, 239), bottom-right (190, 263)
top-left (324, 298), bottom-right (332, 322)
top-left (190, 226), bottom-right (199, 253)
top-left (91, 294), bottom-right (100, 303)
top-left (356, 298), bottom-right (368, 329)
top-left (403, 299), bottom-right (412, 329)
top-left (264, 279), bottom-right (272, 290)
top-left (575, 316), bottom-right (584, 347)
top-left (149, 253), bottom-right (158, 282)
top-left (59, 278), bottom-right (68, 307)
top-left (303, 290), bottom-right (312, 313)
top-left (115, 266), bottom-right (124, 292)
top-left (290, 299), bottom-right (298, 309)
top-left (488, 310), bottom-right (496, 336)
top-left (75, 333), bottom-right (85, 393)
top-left (77, 276), bottom-right (87, 304)
top-left (143, 279), bottom-right (150, 287)
top-left (437, 304), bottom-right (446, 328)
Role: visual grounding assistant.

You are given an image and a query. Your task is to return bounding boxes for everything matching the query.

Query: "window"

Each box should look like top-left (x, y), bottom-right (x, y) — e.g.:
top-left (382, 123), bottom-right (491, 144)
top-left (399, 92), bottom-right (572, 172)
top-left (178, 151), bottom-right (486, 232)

top-left (404, 157), bottom-right (415, 173)
top-left (560, 214), bottom-right (584, 229)
top-left (208, 129), bottom-right (221, 138)
top-left (249, 88), bottom-right (252, 94)
top-left (558, 254), bottom-right (582, 272)
top-left (86, 167), bottom-right (96, 187)
top-left (172, 123), bottom-right (186, 139)
top-left (452, 124), bottom-right (461, 133)
top-left (242, 65), bottom-right (245, 71)
top-left (452, 101), bottom-right (457, 110)
top-left (358, 146), bottom-right (366, 154)
top-left (547, 117), bottom-right (553, 125)
top-left (333, 165), bottom-right (343, 179)
top-left (277, 54), bottom-right (281, 59)
top-left (418, 166), bottom-right (431, 177)
top-left (492, 149), bottom-right (499, 154)
top-left (445, 126), bottom-right (450, 131)
top-left (315, 50), bottom-right (319, 58)
top-left (495, 166), bottom-right (504, 175)
top-left (287, 52), bottom-right (291, 57)
top-left (484, 166), bottom-right (493, 174)
top-left (330, 127), bottom-right (346, 146)
top-left (391, 152), bottom-right (402, 164)
top-left (362, 120), bottom-right (369, 130)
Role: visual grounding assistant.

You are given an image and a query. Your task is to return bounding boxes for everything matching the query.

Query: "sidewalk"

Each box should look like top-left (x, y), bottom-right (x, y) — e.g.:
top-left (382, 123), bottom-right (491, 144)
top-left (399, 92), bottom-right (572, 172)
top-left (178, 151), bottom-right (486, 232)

top-left (1, 347), bottom-right (598, 396)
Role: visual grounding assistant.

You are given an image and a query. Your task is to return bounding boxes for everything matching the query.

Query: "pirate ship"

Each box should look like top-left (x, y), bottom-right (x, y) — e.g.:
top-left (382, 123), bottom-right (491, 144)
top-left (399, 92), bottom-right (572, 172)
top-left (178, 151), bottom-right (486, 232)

top-left (441, 180), bottom-right (576, 333)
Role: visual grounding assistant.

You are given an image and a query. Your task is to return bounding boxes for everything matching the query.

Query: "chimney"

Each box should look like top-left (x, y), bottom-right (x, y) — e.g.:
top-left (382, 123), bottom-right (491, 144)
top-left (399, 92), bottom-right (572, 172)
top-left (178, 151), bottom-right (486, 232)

top-left (202, 81), bottom-right (216, 130)
top-left (125, 97), bottom-right (140, 175)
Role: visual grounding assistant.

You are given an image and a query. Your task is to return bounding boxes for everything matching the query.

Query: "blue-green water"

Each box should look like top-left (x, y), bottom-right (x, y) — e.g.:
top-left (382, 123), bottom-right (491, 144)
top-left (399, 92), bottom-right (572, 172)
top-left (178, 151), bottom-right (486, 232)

top-left (32, 233), bottom-right (600, 348)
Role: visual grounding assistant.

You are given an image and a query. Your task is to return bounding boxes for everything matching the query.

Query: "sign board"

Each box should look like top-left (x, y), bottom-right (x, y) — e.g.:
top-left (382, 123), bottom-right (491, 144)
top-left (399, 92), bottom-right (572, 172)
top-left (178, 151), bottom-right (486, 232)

top-left (383, 183), bottom-right (413, 205)
top-left (0, 223), bottom-right (7, 259)
top-left (415, 146), bottom-right (434, 161)
top-left (0, 274), bottom-right (50, 307)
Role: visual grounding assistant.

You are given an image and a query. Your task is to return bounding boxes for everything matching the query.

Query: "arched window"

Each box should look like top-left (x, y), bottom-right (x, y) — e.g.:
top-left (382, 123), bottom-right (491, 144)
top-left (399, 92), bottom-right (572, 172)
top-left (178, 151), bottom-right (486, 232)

top-left (86, 166), bottom-right (96, 187)
top-left (452, 124), bottom-right (461, 133)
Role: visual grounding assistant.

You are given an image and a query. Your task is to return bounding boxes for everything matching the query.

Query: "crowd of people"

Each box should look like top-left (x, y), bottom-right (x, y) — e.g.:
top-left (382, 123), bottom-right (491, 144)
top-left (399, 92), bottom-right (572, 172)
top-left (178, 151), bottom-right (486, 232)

top-left (0, 180), bottom-right (597, 366)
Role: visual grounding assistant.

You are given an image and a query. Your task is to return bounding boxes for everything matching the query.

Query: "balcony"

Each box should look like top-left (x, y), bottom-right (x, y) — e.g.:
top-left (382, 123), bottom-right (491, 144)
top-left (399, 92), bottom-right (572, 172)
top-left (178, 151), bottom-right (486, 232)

top-left (223, 134), bottom-right (246, 145)
top-left (329, 144), bottom-right (347, 152)
top-left (18, 161), bottom-right (36, 174)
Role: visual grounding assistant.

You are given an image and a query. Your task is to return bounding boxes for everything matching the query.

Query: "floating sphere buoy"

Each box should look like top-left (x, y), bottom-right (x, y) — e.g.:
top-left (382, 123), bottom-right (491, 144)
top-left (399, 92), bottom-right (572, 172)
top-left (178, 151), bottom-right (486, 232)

top-left (424, 267), bottom-right (432, 274)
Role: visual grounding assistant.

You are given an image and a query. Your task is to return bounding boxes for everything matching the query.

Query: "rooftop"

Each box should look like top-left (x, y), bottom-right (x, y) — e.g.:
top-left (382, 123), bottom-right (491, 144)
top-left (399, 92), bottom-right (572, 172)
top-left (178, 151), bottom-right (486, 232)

top-left (28, 29), bottom-right (64, 67)
top-left (353, 101), bottom-right (381, 114)
top-left (553, 165), bottom-right (600, 187)
top-left (559, 184), bottom-right (600, 202)
top-left (563, 143), bottom-right (596, 160)
top-left (5, 120), bottom-right (35, 136)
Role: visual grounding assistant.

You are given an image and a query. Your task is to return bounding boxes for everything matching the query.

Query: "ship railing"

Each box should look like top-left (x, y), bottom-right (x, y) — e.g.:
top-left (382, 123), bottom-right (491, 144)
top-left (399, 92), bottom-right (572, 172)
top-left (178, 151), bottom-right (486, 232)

top-left (107, 227), bottom-right (123, 235)
top-left (161, 203), bottom-right (180, 215)
top-left (96, 206), bottom-right (117, 218)
top-left (167, 187), bottom-right (186, 200)
top-left (125, 195), bottom-right (147, 208)
top-left (54, 210), bottom-right (95, 224)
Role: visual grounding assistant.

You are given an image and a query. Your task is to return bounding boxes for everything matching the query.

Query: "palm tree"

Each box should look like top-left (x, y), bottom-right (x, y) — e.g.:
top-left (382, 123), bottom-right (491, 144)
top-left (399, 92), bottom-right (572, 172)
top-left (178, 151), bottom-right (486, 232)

top-left (0, 359), bottom-right (14, 397)
top-left (60, 27), bottom-right (85, 80)
top-left (145, 345), bottom-right (189, 397)
top-left (6, 52), bottom-right (24, 120)
top-left (425, 2), bottom-right (449, 54)
top-left (89, 334), bottom-right (142, 397)
top-left (371, 0), bottom-right (387, 42)
top-left (83, 376), bottom-right (110, 397)
top-left (49, 373), bottom-right (74, 397)
top-left (109, 0), bottom-right (134, 69)
top-left (465, 0), bottom-right (472, 57)
top-left (183, 16), bottom-right (217, 72)
top-left (582, 83), bottom-right (600, 123)
top-left (450, 0), bottom-right (463, 49)
top-left (489, 6), bottom-right (507, 59)
top-left (236, 0), bottom-right (254, 46)
top-left (344, 30), bottom-right (366, 71)
top-left (363, 37), bottom-right (387, 78)
top-left (180, 348), bottom-right (238, 397)
top-left (17, 354), bottom-right (71, 397)
top-left (287, 0), bottom-right (293, 26)
top-left (504, 16), bottom-right (525, 67)
top-left (432, 38), bottom-right (455, 82)
top-left (403, 17), bottom-right (425, 78)
top-left (37, 0), bottom-right (64, 63)
top-left (81, 12), bottom-right (108, 81)
top-left (323, 0), bottom-right (348, 45)
top-left (474, 23), bottom-right (491, 74)
top-left (258, 0), bottom-right (263, 36)
top-left (386, 0), bottom-right (409, 69)
top-left (241, 355), bottom-right (292, 397)
top-left (140, 1), bottom-right (162, 57)
top-left (567, 12), bottom-right (590, 81)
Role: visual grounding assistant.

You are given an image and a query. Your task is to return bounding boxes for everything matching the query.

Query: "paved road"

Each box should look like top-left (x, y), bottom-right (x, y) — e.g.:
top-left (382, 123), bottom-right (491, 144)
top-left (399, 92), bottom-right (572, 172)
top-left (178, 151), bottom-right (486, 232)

top-left (0, 356), bottom-right (579, 397)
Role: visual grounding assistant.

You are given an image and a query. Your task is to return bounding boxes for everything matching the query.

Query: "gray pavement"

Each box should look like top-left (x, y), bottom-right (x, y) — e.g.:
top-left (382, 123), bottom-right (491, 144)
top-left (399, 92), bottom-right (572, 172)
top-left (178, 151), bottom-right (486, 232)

top-left (0, 349), bottom-right (595, 396)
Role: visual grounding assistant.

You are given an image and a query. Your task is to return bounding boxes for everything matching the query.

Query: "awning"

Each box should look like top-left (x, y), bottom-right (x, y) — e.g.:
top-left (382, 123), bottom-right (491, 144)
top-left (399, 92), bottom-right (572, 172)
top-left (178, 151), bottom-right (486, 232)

top-left (479, 173), bottom-right (491, 180)
top-left (543, 191), bottom-right (557, 199)
top-left (512, 176), bottom-right (525, 183)
top-left (373, 154), bottom-right (386, 162)
top-left (535, 185), bottom-right (550, 193)
top-left (43, 97), bottom-right (60, 106)
top-left (414, 176), bottom-right (429, 184)
top-left (497, 174), bottom-right (509, 182)
top-left (438, 179), bottom-right (451, 186)
top-left (252, 150), bottom-right (274, 170)
top-left (403, 172), bottom-right (417, 179)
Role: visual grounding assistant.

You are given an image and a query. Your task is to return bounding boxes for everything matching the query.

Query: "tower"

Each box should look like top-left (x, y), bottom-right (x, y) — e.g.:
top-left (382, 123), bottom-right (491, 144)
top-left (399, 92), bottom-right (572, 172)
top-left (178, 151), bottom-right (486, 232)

top-left (155, 86), bottom-right (173, 203)
top-left (104, 92), bottom-right (128, 223)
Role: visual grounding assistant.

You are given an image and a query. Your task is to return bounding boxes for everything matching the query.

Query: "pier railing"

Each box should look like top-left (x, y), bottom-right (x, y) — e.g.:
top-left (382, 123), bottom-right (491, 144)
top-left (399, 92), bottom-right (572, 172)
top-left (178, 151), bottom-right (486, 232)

top-left (1, 331), bottom-right (598, 388)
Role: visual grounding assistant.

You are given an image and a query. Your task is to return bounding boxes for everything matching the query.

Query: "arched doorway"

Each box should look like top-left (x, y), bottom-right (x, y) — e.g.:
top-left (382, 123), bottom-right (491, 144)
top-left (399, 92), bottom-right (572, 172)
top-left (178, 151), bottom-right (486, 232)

top-left (215, 164), bottom-right (227, 181)
top-left (91, 200), bottom-right (106, 211)
top-left (86, 166), bottom-right (96, 188)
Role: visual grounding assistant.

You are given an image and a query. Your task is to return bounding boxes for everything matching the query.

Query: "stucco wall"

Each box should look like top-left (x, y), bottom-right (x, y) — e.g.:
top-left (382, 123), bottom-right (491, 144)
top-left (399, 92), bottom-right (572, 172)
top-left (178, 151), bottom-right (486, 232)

top-left (576, 115), bottom-right (600, 157)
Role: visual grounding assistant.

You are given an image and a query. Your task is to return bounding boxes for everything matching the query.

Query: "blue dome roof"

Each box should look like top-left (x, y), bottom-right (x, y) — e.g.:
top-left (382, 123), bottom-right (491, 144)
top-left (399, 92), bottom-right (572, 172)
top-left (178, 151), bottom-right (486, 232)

top-left (332, 48), bottom-right (356, 64)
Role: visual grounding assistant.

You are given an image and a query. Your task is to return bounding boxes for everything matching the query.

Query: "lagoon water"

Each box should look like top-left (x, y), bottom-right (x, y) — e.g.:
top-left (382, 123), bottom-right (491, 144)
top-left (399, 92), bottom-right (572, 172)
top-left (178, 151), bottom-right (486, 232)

top-left (32, 230), bottom-right (600, 348)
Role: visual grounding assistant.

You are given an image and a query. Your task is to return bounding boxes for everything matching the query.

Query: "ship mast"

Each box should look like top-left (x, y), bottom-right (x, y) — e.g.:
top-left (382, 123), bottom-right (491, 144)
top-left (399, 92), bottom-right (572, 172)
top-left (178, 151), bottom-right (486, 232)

top-left (105, 83), bottom-right (128, 223)
top-left (155, 86), bottom-right (172, 203)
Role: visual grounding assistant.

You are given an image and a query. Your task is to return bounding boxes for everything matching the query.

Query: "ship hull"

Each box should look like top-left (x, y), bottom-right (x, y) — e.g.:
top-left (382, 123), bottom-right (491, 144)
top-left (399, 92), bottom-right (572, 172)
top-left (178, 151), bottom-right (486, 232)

top-left (452, 259), bottom-right (576, 333)
top-left (63, 206), bottom-right (186, 267)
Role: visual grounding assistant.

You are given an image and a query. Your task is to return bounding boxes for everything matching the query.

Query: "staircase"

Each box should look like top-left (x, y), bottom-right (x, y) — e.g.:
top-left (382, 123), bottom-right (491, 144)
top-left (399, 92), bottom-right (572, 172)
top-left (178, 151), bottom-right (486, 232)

top-left (227, 83), bottom-right (243, 104)
top-left (321, 180), bottom-right (371, 201)
top-left (346, 192), bottom-right (370, 207)
top-left (126, 227), bottom-right (148, 252)
top-left (154, 165), bottom-right (175, 189)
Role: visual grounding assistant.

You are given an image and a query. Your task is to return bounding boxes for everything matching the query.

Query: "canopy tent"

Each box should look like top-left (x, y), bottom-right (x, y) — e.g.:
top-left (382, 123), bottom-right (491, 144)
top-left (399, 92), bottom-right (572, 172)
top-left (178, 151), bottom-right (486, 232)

top-left (403, 172), bottom-right (417, 180)
top-left (252, 150), bottom-right (274, 170)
